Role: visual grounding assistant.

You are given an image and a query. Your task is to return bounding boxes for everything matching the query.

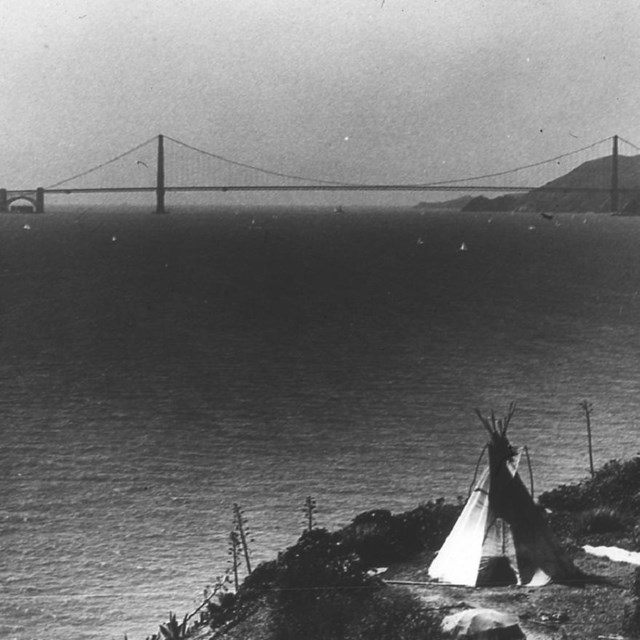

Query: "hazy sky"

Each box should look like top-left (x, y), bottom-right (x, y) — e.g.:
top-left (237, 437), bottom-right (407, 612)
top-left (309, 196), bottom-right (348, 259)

top-left (2, 0), bottom-right (640, 190)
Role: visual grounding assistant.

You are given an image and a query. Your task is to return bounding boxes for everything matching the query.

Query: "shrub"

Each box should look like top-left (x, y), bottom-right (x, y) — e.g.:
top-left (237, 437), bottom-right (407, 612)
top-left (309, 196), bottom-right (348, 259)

top-left (540, 458), bottom-right (640, 514)
top-left (264, 528), bottom-right (380, 639)
top-left (353, 588), bottom-right (444, 640)
top-left (341, 509), bottom-right (399, 565)
top-left (403, 499), bottom-right (462, 551)
top-left (624, 567), bottom-right (640, 635)
top-left (340, 500), bottom-right (461, 567)
top-left (205, 592), bottom-right (237, 629)
top-left (273, 528), bottom-right (373, 596)
top-left (578, 508), bottom-right (626, 535)
top-left (271, 585), bottom-right (443, 640)
top-left (237, 560), bottom-right (278, 602)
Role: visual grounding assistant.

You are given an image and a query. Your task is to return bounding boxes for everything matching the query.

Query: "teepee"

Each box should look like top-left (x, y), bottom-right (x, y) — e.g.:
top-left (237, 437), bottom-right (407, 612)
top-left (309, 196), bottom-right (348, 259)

top-left (429, 404), bottom-right (580, 587)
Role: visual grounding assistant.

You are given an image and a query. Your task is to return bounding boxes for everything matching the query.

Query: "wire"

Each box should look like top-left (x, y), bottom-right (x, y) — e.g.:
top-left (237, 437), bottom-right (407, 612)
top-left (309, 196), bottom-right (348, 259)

top-left (618, 136), bottom-right (640, 153)
top-left (422, 136), bottom-right (614, 186)
top-left (45, 135), bottom-right (158, 189)
top-left (163, 135), bottom-right (355, 186)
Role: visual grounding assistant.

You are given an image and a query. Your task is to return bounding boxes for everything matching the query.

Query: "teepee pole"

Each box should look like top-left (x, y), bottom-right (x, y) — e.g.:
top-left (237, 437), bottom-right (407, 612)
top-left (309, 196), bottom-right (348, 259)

top-left (523, 446), bottom-right (535, 498)
top-left (468, 444), bottom-right (488, 499)
top-left (503, 402), bottom-right (517, 433)
top-left (475, 409), bottom-right (493, 436)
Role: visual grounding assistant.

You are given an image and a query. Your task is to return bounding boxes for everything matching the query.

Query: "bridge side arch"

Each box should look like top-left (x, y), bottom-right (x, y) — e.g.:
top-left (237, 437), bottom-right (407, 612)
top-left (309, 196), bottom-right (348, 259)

top-left (1, 188), bottom-right (44, 213)
top-left (7, 195), bottom-right (37, 210)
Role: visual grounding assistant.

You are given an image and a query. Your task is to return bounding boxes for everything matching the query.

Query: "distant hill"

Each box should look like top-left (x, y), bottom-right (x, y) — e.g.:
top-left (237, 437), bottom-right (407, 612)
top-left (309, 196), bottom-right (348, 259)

top-left (413, 195), bottom-right (473, 210)
top-left (435, 155), bottom-right (640, 213)
top-left (517, 154), bottom-right (640, 213)
top-left (461, 194), bottom-right (519, 212)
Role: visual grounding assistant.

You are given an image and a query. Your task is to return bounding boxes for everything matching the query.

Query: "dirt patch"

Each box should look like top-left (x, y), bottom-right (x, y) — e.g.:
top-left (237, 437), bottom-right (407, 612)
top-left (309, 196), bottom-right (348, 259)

top-left (383, 550), bottom-right (637, 639)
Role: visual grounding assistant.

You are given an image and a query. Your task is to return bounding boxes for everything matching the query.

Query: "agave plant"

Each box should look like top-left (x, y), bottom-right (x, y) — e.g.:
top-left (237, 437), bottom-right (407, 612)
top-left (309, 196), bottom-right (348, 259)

top-left (158, 612), bottom-right (188, 640)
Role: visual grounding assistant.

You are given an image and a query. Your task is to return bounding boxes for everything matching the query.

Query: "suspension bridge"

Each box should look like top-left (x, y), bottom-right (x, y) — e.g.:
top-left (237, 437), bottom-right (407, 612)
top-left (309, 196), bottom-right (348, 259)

top-left (2, 134), bottom-right (639, 213)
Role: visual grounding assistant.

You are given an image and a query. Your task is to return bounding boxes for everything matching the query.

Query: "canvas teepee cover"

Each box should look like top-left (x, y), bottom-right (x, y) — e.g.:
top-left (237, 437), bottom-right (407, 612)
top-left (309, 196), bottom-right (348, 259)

top-left (429, 406), bottom-right (579, 587)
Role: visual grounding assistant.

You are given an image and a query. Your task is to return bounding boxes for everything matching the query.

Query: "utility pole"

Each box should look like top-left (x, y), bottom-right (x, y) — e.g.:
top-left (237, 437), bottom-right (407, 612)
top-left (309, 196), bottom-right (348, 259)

top-left (611, 134), bottom-right (619, 213)
top-left (155, 134), bottom-right (166, 214)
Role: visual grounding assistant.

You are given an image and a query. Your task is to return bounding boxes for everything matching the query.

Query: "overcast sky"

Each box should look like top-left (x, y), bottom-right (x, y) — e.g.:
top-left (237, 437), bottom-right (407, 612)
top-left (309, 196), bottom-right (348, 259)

top-left (2, 0), bottom-right (639, 191)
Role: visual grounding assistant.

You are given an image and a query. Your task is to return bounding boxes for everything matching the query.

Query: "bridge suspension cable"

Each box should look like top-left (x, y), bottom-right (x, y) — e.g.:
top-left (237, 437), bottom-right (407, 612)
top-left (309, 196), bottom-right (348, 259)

top-left (45, 135), bottom-right (158, 189)
top-left (163, 135), bottom-right (353, 186)
top-left (618, 136), bottom-right (640, 153)
top-left (422, 136), bottom-right (615, 186)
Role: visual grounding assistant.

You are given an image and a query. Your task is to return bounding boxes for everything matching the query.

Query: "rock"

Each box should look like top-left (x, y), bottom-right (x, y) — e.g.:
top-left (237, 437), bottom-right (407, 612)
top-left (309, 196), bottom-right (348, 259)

top-left (442, 608), bottom-right (526, 639)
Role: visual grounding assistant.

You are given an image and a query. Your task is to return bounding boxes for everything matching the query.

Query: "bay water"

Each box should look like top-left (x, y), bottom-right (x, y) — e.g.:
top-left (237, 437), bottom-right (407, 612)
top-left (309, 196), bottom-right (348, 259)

top-left (2, 206), bottom-right (640, 639)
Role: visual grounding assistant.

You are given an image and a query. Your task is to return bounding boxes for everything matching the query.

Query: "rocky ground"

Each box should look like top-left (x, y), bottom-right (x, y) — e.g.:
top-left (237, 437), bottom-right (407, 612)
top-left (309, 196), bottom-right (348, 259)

top-left (385, 549), bottom-right (637, 640)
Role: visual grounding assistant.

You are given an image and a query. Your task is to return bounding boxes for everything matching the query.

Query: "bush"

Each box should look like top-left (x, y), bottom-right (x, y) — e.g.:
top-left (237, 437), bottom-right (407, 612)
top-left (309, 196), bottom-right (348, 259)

top-left (353, 588), bottom-right (444, 640)
top-left (578, 508), bottom-right (626, 535)
top-left (273, 528), bottom-right (374, 599)
top-left (271, 585), bottom-right (443, 640)
top-left (238, 560), bottom-right (278, 602)
top-left (204, 592), bottom-right (237, 629)
top-left (266, 528), bottom-right (380, 639)
top-left (624, 567), bottom-right (640, 635)
top-left (341, 509), bottom-right (399, 565)
top-left (340, 500), bottom-right (461, 567)
top-left (540, 457), bottom-right (640, 514)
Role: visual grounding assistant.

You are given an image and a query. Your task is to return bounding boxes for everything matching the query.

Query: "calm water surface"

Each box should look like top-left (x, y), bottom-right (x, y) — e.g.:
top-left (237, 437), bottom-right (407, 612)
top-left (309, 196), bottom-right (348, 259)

top-left (2, 206), bottom-right (640, 639)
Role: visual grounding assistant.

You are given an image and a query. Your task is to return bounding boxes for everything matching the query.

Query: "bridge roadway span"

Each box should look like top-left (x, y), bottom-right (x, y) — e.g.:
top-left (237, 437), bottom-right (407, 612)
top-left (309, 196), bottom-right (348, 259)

top-left (0, 184), bottom-right (623, 214)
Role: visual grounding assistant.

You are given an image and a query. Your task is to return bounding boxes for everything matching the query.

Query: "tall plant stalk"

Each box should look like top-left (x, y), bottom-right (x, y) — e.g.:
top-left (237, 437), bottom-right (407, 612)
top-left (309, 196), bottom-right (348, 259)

top-left (229, 531), bottom-right (240, 591)
top-left (303, 496), bottom-right (317, 532)
top-left (580, 400), bottom-right (595, 477)
top-left (233, 503), bottom-right (252, 575)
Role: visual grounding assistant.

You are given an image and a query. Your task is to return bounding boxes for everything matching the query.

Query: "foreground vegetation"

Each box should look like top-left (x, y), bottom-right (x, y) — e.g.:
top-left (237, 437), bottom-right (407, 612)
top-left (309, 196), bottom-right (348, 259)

top-left (540, 457), bottom-right (640, 549)
top-left (147, 456), bottom-right (640, 640)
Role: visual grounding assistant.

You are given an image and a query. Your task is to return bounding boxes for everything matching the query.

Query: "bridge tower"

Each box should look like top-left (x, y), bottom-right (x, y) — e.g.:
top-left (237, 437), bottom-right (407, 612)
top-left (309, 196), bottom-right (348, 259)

top-left (0, 189), bottom-right (7, 213)
top-left (155, 134), bottom-right (166, 214)
top-left (35, 188), bottom-right (44, 213)
top-left (611, 134), bottom-right (619, 213)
